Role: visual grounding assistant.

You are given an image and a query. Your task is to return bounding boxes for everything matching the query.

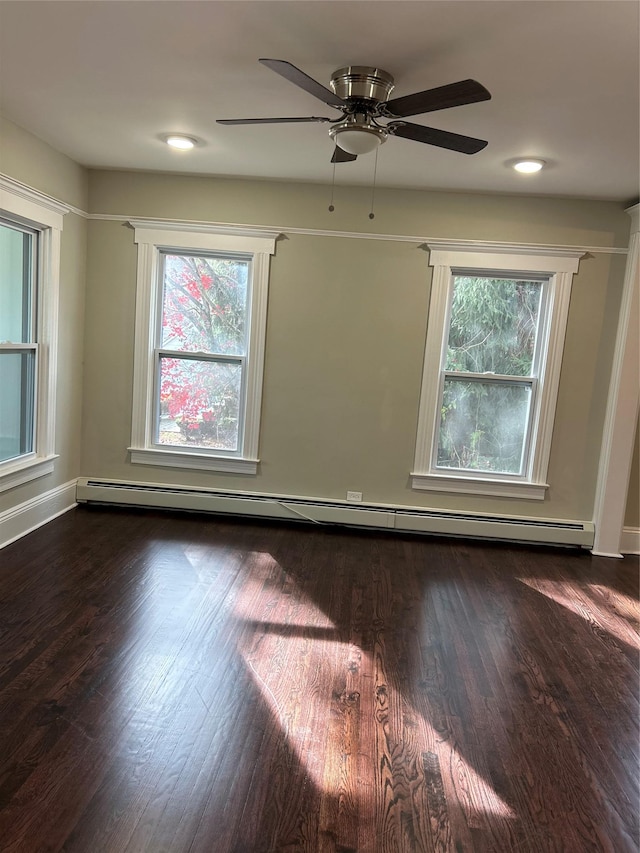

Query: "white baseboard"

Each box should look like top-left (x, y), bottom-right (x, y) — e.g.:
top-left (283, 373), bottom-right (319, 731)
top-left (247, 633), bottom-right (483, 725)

top-left (76, 476), bottom-right (595, 548)
top-left (621, 526), bottom-right (640, 555)
top-left (0, 480), bottom-right (77, 551)
top-left (0, 477), bottom-right (627, 555)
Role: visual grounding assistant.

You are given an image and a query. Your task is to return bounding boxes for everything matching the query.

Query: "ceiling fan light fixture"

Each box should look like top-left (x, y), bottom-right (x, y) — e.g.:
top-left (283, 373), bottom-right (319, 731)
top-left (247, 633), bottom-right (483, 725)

top-left (165, 134), bottom-right (198, 150)
top-left (329, 124), bottom-right (387, 155)
top-left (513, 158), bottom-right (545, 173)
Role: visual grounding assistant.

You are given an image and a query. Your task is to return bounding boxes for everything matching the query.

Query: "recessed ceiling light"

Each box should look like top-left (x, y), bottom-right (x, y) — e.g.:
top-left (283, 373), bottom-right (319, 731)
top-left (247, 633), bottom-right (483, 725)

top-left (513, 159), bottom-right (546, 174)
top-left (165, 135), bottom-right (197, 150)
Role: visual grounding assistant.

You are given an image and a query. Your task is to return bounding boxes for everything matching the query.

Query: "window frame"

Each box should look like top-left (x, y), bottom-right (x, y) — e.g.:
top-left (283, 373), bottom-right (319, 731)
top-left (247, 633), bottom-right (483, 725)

top-left (412, 243), bottom-right (583, 500)
top-left (0, 221), bottom-right (38, 460)
top-left (129, 221), bottom-right (277, 474)
top-left (0, 178), bottom-right (66, 492)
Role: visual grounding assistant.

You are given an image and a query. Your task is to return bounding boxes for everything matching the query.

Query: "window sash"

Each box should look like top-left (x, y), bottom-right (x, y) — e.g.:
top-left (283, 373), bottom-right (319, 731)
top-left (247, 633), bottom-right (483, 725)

top-left (157, 250), bottom-right (252, 359)
top-left (0, 343), bottom-right (38, 354)
top-left (442, 370), bottom-right (536, 383)
top-left (0, 220), bottom-right (37, 345)
top-left (432, 372), bottom-right (537, 478)
top-left (0, 346), bottom-right (38, 462)
top-left (152, 350), bottom-right (246, 453)
top-left (444, 272), bottom-right (549, 380)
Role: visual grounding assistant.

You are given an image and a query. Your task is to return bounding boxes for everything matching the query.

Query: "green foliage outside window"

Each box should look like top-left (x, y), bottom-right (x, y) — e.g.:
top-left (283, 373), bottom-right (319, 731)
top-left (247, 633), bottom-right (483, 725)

top-left (445, 276), bottom-right (541, 375)
top-left (438, 276), bottom-right (542, 474)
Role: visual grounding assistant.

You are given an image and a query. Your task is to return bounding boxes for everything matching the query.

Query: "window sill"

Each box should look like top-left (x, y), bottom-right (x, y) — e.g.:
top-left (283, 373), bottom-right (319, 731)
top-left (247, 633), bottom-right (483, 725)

top-left (410, 472), bottom-right (548, 500)
top-left (129, 447), bottom-right (259, 475)
top-left (0, 454), bottom-right (58, 492)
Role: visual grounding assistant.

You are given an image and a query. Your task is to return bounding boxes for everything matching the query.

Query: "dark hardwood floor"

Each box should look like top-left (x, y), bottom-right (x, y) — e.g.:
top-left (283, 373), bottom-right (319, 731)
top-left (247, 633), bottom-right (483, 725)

top-left (0, 506), bottom-right (637, 853)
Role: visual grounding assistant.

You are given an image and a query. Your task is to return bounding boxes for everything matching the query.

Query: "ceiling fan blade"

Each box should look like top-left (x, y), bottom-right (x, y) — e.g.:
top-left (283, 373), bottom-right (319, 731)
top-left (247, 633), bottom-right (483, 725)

top-left (217, 116), bottom-right (333, 125)
top-left (384, 79), bottom-right (491, 118)
top-left (389, 121), bottom-right (488, 154)
top-left (331, 147), bottom-right (358, 163)
top-left (259, 58), bottom-right (346, 108)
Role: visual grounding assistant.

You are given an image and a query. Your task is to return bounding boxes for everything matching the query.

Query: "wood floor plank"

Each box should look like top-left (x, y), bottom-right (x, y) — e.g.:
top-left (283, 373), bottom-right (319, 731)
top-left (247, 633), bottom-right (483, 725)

top-left (0, 507), bottom-right (637, 852)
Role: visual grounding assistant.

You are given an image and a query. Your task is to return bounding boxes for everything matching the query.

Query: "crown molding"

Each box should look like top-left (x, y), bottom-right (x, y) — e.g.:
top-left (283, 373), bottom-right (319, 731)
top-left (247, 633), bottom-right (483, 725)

top-left (0, 173), bottom-right (631, 254)
top-left (423, 240), bottom-right (587, 260)
top-left (0, 174), bottom-right (73, 217)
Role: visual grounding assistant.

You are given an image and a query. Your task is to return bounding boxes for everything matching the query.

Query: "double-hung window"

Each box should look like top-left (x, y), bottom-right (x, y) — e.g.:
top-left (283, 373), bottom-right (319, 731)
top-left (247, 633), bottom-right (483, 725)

top-left (129, 222), bottom-right (277, 474)
top-left (412, 244), bottom-right (582, 499)
top-left (0, 221), bottom-right (37, 464)
top-left (0, 178), bottom-right (66, 491)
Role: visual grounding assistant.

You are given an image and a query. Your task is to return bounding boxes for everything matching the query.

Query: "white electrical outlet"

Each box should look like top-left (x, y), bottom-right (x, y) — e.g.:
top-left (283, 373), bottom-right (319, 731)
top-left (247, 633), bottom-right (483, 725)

top-left (346, 490), bottom-right (363, 502)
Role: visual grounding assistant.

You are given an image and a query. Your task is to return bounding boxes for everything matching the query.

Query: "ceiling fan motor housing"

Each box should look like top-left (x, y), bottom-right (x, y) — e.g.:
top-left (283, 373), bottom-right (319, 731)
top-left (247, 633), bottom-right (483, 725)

top-left (330, 66), bottom-right (395, 103)
top-left (328, 67), bottom-right (395, 154)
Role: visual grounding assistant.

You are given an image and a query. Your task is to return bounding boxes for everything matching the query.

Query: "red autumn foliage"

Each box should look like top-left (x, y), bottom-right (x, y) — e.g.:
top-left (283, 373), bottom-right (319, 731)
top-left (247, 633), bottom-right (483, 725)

top-left (159, 254), bottom-right (248, 445)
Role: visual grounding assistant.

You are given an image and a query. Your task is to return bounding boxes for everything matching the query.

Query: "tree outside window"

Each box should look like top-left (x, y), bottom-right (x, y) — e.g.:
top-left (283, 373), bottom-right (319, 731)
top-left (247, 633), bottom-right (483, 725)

top-left (157, 253), bottom-right (249, 451)
top-left (436, 276), bottom-right (543, 475)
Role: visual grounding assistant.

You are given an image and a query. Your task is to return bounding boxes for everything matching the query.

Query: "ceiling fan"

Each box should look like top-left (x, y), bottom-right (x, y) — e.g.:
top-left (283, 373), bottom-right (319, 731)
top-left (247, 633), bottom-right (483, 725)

top-left (217, 59), bottom-right (491, 163)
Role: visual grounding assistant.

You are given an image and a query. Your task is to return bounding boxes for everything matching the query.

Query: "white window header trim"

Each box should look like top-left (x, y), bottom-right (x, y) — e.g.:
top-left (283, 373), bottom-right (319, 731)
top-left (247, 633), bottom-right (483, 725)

top-left (426, 244), bottom-right (583, 274)
top-left (130, 220), bottom-right (279, 255)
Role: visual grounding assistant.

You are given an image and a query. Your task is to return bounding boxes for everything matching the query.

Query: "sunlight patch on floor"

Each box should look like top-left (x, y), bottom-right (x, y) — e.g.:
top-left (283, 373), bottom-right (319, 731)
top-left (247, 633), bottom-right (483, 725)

top-left (586, 583), bottom-right (639, 622)
top-left (243, 634), bottom-right (349, 784)
top-left (245, 639), bottom-right (518, 825)
top-left (233, 561), bottom-right (336, 629)
top-left (240, 631), bottom-right (517, 826)
top-left (518, 577), bottom-right (639, 649)
top-left (448, 742), bottom-right (517, 820)
top-left (234, 563), bottom-right (519, 827)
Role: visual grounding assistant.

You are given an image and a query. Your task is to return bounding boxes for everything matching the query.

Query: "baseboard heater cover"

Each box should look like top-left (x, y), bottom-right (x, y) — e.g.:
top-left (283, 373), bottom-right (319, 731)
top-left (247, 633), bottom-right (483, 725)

top-left (76, 478), bottom-right (594, 548)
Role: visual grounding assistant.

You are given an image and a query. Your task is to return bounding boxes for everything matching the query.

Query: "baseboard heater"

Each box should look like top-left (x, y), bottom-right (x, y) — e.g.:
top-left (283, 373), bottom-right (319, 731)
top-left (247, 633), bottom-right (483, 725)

top-left (76, 477), bottom-right (594, 548)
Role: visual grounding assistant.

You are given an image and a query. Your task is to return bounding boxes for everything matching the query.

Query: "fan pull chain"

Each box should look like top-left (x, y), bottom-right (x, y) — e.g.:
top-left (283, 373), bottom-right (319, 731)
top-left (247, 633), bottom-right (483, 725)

top-left (328, 151), bottom-right (337, 212)
top-left (369, 146), bottom-right (379, 220)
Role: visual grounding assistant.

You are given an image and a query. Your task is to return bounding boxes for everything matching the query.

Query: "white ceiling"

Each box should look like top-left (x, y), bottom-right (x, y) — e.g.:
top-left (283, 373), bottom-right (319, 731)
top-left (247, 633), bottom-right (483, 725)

top-left (0, 1), bottom-right (638, 201)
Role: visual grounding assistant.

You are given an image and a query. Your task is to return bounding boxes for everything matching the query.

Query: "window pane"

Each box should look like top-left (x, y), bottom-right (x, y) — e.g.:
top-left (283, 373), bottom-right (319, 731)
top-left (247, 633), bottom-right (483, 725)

top-left (158, 357), bottom-right (242, 451)
top-left (161, 254), bottom-right (249, 356)
top-left (437, 379), bottom-right (532, 474)
top-left (0, 223), bottom-right (33, 343)
top-left (0, 352), bottom-right (35, 462)
top-left (445, 277), bottom-right (542, 376)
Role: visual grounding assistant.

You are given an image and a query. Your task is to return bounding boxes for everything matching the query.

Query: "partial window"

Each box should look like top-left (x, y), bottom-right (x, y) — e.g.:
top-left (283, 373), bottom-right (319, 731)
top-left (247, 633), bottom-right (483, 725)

top-left (0, 178), bottom-right (66, 492)
top-left (412, 244), bottom-right (582, 499)
top-left (129, 222), bottom-right (277, 474)
top-left (0, 221), bottom-right (37, 463)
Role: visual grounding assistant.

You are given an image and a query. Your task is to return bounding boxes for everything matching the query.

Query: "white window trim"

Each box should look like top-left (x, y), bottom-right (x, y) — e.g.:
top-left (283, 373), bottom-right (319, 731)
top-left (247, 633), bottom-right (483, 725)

top-left (411, 243), bottom-right (583, 499)
top-left (0, 177), bottom-right (67, 492)
top-left (128, 220), bottom-right (278, 474)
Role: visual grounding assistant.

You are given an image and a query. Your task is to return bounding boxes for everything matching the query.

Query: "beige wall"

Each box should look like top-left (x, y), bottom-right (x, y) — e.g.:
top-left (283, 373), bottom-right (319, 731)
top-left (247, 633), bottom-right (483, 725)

top-left (0, 118), bottom-right (88, 515)
top-left (82, 169), bottom-right (632, 522)
top-left (625, 418), bottom-right (640, 529)
top-left (0, 117), bottom-right (634, 530)
top-left (0, 116), bottom-right (88, 210)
